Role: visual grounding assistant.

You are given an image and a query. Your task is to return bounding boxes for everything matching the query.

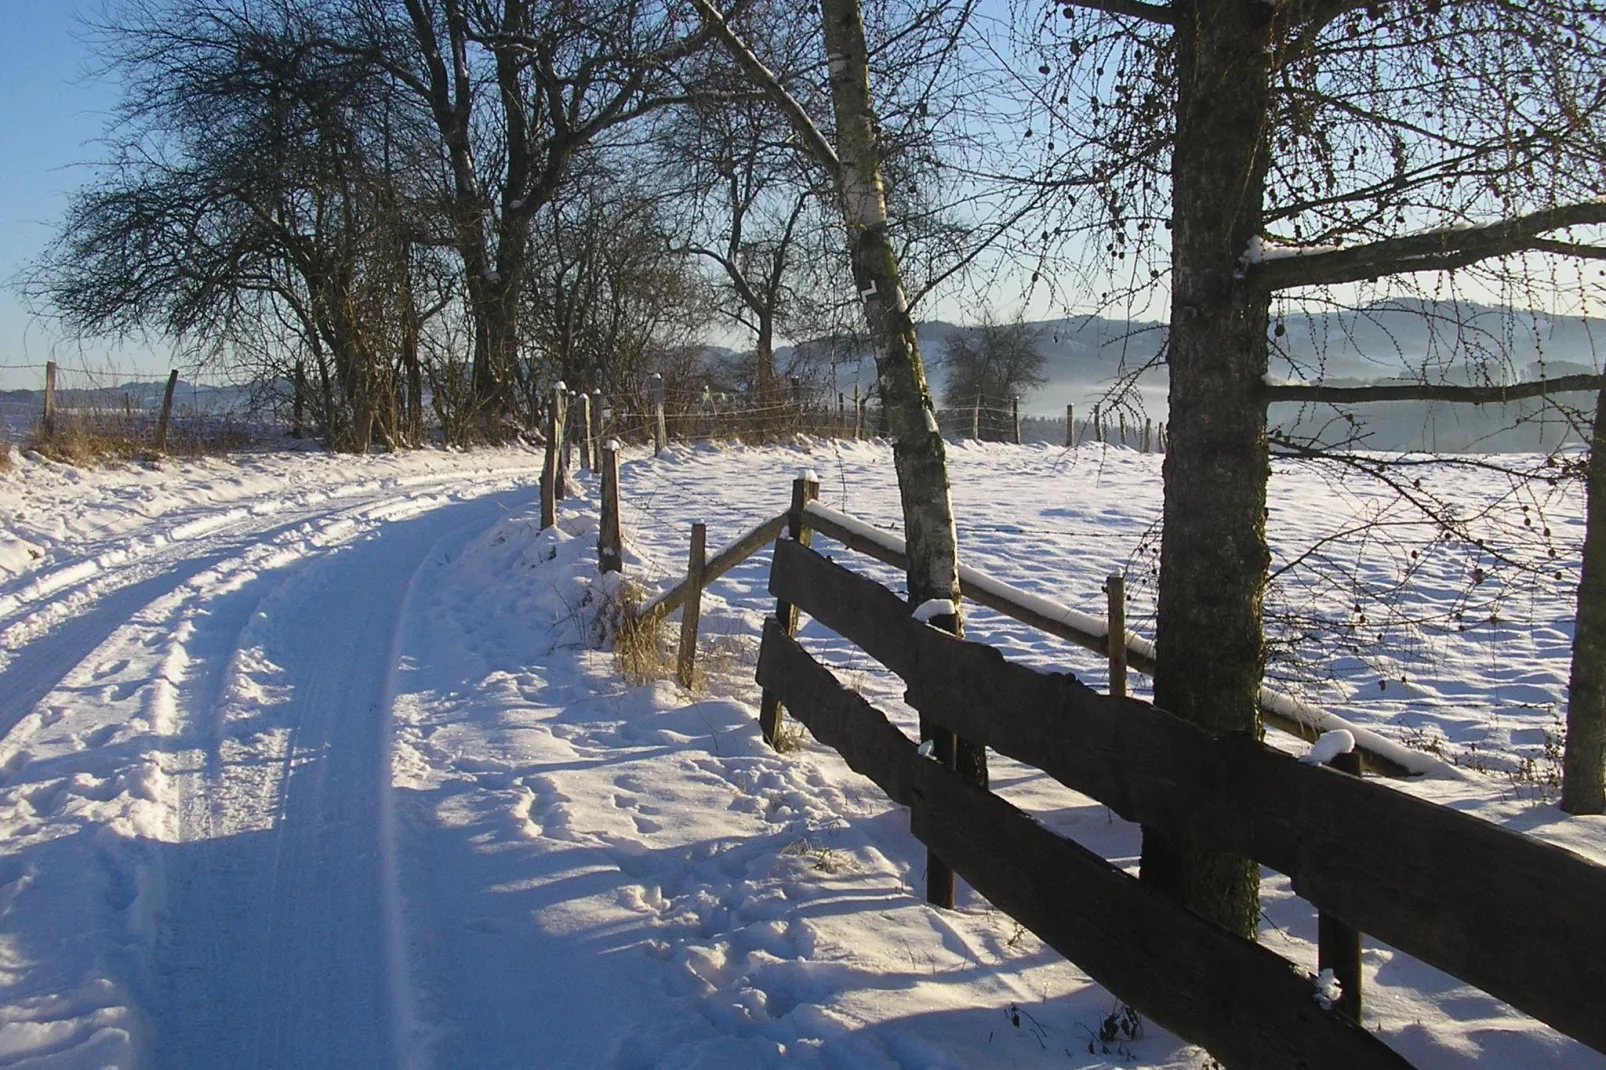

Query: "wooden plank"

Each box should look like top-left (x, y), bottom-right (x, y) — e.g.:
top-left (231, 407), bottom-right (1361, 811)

top-left (1318, 749), bottom-right (1364, 1023)
top-left (755, 623), bottom-right (1411, 1070)
top-left (676, 523), bottom-right (707, 688)
top-left (769, 538), bottom-right (1606, 1053)
top-left (759, 476), bottom-right (818, 747)
top-left (42, 362), bottom-right (57, 437)
top-left (598, 444), bottom-right (622, 574)
top-left (642, 511), bottom-right (788, 618)
top-left (1106, 574), bottom-right (1127, 698)
top-left (154, 369), bottom-right (179, 454)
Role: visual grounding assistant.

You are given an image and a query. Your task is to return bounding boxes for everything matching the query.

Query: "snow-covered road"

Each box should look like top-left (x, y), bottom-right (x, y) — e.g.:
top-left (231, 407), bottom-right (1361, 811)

top-left (1, 441), bottom-right (1603, 1069)
top-left (0, 450), bottom-right (545, 1066)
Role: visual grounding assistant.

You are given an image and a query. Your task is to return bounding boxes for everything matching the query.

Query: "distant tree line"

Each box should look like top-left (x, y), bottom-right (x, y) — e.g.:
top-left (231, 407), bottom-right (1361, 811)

top-left (26, 0), bottom-right (994, 451)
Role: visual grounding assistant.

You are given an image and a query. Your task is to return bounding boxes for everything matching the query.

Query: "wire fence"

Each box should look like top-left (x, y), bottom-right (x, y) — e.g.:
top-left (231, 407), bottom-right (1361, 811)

top-left (1, 360), bottom-right (269, 458)
top-left (2, 360), bottom-right (1169, 462)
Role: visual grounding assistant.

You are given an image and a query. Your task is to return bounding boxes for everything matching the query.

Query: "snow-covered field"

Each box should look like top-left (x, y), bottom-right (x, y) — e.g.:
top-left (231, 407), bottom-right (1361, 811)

top-left (0, 438), bottom-right (1602, 1069)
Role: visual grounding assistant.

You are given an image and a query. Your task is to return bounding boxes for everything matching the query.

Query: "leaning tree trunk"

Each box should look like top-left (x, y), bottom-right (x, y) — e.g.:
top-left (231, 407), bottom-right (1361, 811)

top-left (819, 0), bottom-right (984, 786)
top-left (1140, 0), bottom-right (1275, 939)
top-left (1563, 388), bottom-right (1606, 814)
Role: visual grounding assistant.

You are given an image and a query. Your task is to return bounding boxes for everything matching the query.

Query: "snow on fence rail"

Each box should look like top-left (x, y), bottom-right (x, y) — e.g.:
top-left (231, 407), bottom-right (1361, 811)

top-left (756, 535), bottom-right (1606, 1066)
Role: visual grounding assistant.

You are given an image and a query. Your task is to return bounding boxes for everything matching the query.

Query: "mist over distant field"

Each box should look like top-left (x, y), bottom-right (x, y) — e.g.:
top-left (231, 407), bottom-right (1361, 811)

top-left (783, 301), bottom-right (1603, 454)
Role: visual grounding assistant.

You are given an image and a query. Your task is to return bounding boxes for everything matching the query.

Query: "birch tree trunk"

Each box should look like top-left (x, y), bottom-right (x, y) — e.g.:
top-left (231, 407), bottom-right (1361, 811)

top-left (817, 0), bottom-right (958, 612)
top-left (817, 0), bottom-right (984, 786)
top-left (691, 0), bottom-right (980, 791)
top-left (1563, 387), bottom-right (1606, 814)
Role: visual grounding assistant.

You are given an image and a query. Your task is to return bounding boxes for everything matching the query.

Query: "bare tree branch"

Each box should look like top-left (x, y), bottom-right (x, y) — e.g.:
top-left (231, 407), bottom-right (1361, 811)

top-left (685, 0), bottom-right (842, 185)
top-left (1251, 202), bottom-right (1606, 291)
top-left (1263, 374), bottom-right (1605, 406)
top-left (1058, 0), bottom-right (1175, 25)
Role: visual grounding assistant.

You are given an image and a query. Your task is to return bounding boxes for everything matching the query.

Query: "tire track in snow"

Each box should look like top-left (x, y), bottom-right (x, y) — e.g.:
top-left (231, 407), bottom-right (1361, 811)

top-left (153, 491), bottom-right (529, 1069)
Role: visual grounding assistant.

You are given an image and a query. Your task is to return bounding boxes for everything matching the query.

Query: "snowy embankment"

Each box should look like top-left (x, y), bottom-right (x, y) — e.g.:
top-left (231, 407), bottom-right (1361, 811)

top-left (0, 440), bottom-right (1602, 1068)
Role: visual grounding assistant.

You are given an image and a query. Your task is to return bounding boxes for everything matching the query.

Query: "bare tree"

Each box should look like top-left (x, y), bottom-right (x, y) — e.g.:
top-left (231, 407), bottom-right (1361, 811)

top-left (355, 0), bottom-right (718, 432)
top-left (939, 315), bottom-right (1046, 439)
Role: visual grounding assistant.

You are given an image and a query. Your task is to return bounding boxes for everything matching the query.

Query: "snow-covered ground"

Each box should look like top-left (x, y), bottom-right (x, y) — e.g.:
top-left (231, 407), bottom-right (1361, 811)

top-left (0, 439), bottom-right (1602, 1069)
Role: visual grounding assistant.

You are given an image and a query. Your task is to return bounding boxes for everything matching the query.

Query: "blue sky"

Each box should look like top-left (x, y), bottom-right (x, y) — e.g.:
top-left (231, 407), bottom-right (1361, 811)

top-left (0, 3), bottom-right (166, 391)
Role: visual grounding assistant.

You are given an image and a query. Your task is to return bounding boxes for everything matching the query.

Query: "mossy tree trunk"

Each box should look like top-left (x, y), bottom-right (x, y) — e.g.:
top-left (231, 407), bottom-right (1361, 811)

top-left (1563, 387), bottom-right (1606, 814)
top-left (1140, 0), bottom-right (1273, 939)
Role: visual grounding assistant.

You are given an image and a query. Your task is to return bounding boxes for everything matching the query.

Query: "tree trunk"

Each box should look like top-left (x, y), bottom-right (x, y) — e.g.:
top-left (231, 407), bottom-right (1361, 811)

top-left (1140, 0), bottom-right (1273, 939)
top-left (1563, 388), bottom-right (1606, 814)
top-left (819, 0), bottom-right (984, 787)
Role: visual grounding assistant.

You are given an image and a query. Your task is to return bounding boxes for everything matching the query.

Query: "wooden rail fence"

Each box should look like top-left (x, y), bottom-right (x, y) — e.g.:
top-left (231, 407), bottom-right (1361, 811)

top-left (565, 460), bottom-right (1606, 1066)
top-left (757, 534), bottom-right (1606, 1065)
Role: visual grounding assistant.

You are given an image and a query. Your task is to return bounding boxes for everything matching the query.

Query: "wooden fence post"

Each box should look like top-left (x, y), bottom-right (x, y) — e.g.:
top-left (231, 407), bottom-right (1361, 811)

top-left (971, 397), bottom-right (981, 440)
top-left (541, 389), bottom-right (562, 529)
top-left (1143, 417), bottom-right (1153, 453)
top-left (598, 442), bottom-right (622, 574)
top-left (292, 360), bottom-right (306, 439)
top-left (578, 392), bottom-right (593, 471)
top-left (677, 522), bottom-right (707, 689)
top-left (645, 372), bottom-right (664, 453)
top-left (1318, 748), bottom-right (1365, 1022)
top-left (1013, 395), bottom-right (1022, 445)
top-left (553, 385), bottom-right (570, 501)
top-left (1106, 574), bottom-right (1127, 699)
top-left (1092, 403), bottom-right (1102, 443)
top-left (591, 390), bottom-right (604, 451)
top-left (155, 368), bottom-right (179, 453)
top-left (1066, 404), bottom-right (1075, 447)
top-left (42, 361), bottom-right (57, 437)
top-left (760, 474), bottom-right (820, 745)
top-left (1119, 413), bottom-right (1128, 447)
top-left (1159, 422), bottom-right (1168, 452)
top-left (853, 384), bottom-right (862, 440)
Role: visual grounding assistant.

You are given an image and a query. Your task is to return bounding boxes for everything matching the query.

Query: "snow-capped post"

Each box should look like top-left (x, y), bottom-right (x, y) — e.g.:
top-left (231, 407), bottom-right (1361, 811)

top-left (598, 441), bottom-right (622, 575)
top-left (1066, 404), bottom-right (1075, 447)
top-left (970, 397), bottom-right (980, 440)
top-left (1317, 744), bottom-right (1365, 1022)
top-left (1105, 575), bottom-right (1128, 699)
top-left (552, 385), bottom-right (569, 502)
top-left (563, 390), bottom-right (579, 475)
top-left (42, 361), bottom-right (57, 437)
top-left (155, 368), bottom-right (179, 454)
top-left (1012, 395), bottom-right (1022, 445)
top-left (649, 373), bottom-right (666, 456)
top-left (759, 473), bottom-right (820, 746)
top-left (677, 522), bottom-right (708, 689)
top-left (578, 393), bottom-right (593, 472)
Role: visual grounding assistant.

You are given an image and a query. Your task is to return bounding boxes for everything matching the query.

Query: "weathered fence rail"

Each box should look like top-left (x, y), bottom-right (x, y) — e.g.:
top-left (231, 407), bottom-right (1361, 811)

top-left (760, 536), bottom-right (1606, 1062)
